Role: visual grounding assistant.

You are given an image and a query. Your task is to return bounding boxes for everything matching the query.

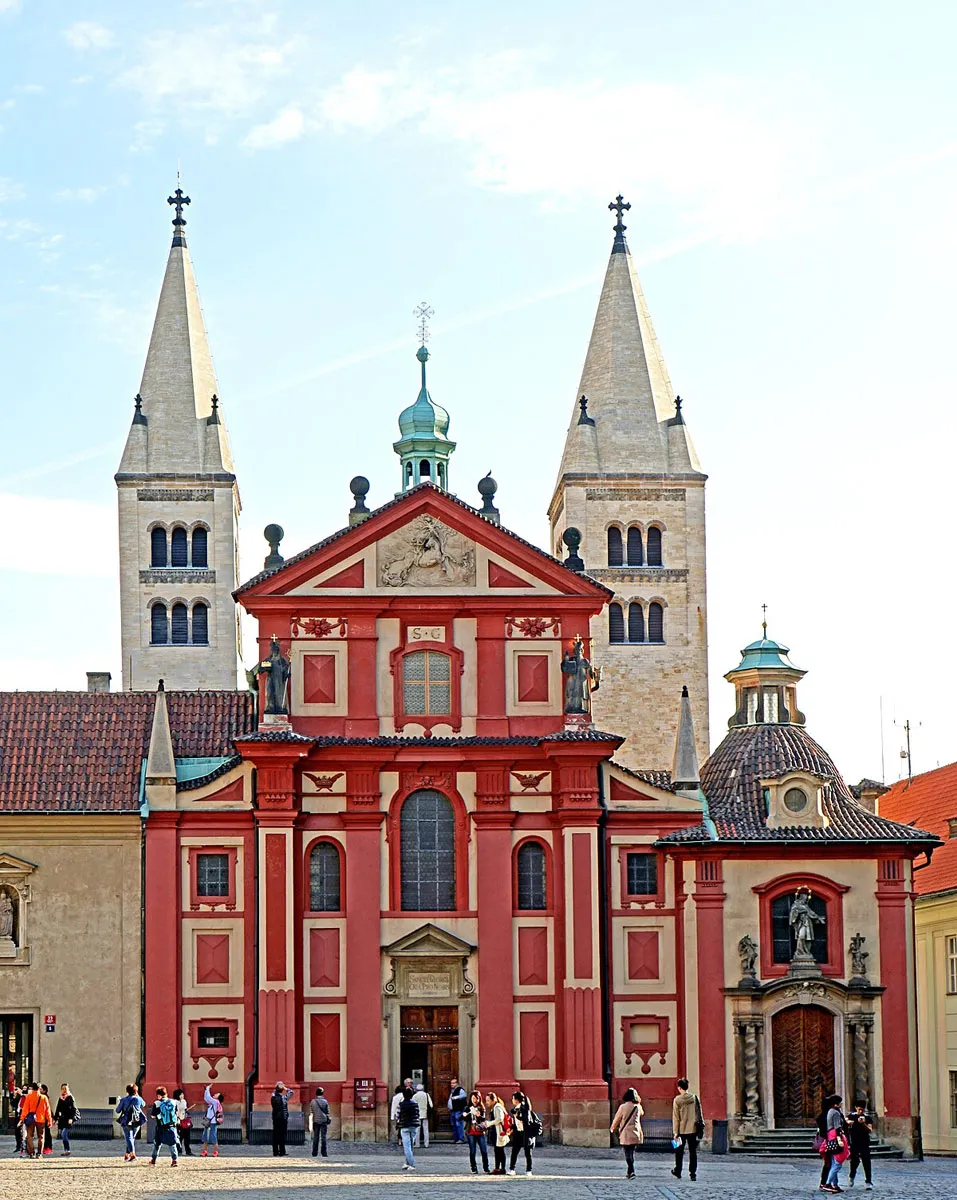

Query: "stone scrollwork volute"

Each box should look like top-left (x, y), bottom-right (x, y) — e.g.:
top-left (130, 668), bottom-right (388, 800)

top-left (383, 958), bottom-right (398, 996)
top-left (460, 956), bottom-right (476, 996)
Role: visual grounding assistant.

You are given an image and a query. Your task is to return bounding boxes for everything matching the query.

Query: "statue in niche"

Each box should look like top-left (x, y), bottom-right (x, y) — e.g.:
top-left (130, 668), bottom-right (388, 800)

top-left (849, 933), bottom-right (869, 980)
top-left (0, 890), bottom-right (13, 940)
top-left (561, 635), bottom-right (602, 715)
top-left (738, 934), bottom-right (759, 978)
top-left (789, 887), bottom-right (824, 960)
top-left (260, 636), bottom-right (291, 715)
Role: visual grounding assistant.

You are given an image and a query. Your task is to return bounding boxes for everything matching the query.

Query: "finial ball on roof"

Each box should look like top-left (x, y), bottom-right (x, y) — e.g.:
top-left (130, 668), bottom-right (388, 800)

top-left (350, 476), bottom-right (370, 500)
top-left (477, 474), bottom-right (497, 498)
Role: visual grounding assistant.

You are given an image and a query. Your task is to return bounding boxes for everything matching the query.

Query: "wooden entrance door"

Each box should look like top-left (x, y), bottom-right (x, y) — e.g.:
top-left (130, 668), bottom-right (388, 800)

top-left (0, 1015), bottom-right (32, 1132)
top-left (772, 1005), bottom-right (835, 1127)
top-left (400, 1006), bottom-right (459, 1136)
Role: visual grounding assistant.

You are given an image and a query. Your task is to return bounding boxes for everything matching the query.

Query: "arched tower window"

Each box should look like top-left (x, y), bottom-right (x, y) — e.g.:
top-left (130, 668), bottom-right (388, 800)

top-left (171, 602), bottom-right (189, 645)
top-left (400, 789), bottom-right (456, 911)
top-left (609, 602), bottom-right (625, 644)
top-left (627, 526), bottom-right (643, 566)
top-left (628, 602), bottom-right (645, 643)
top-left (647, 526), bottom-right (663, 567)
top-left (150, 527), bottom-right (168, 568)
top-left (419, 459), bottom-right (432, 478)
top-left (170, 526), bottom-right (188, 567)
top-left (648, 602), bottom-right (664, 643)
top-left (516, 842), bottom-right (547, 911)
top-left (309, 842), bottom-right (342, 912)
top-left (192, 602), bottom-right (209, 645)
top-left (150, 603), bottom-right (169, 645)
top-left (607, 527), bottom-right (623, 567)
top-left (191, 526), bottom-right (208, 568)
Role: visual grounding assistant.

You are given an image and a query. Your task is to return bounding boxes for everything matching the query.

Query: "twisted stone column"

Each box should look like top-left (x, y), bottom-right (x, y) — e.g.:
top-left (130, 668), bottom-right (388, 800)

top-left (743, 1022), bottom-right (761, 1116)
top-left (852, 1019), bottom-right (871, 1105)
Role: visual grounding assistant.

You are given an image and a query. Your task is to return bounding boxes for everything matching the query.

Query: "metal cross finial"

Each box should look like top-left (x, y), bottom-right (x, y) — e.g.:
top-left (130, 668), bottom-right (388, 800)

top-left (608, 194), bottom-right (631, 236)
top-left (761, 602), bottom-right (768, 638)
top-left (167, 187), bottom-right (191, 227)
top-left (414, 302), bottom-right (435, 346)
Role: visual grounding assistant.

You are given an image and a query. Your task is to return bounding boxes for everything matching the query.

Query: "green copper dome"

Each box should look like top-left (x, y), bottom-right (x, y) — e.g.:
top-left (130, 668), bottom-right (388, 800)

top-left (394, 343), bottom-right (455, 493)
top-left (725, 628), bottom-right (805, 679)
top-left (397, 347), bottom-right (451, 438)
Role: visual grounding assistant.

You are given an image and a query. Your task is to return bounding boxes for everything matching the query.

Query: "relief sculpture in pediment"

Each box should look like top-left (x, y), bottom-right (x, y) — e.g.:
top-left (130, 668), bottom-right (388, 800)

top-left (378, 515), bottom-right (476, 588)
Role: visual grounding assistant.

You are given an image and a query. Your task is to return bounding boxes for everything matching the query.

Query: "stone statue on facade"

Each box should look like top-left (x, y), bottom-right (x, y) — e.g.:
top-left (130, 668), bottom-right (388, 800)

top-left (561, 635), bottom-right (602, 715)
top-left (738, 934), bottom-right (759, 981)
top-left (849, 933), bottom-right (869, 982)
top-left (789, 887), bottom-right (824, 961)
top-left (261, 636), bottom-right (291, 716)
top-left (0, 890), bottom-right (13, 939)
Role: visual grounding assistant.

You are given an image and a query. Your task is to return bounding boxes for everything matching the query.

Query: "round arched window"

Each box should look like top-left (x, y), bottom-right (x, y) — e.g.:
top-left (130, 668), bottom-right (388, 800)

top-left (784, 787), bottom-right (808, 814)
top-left (400, 789), bottom-right (456, 911)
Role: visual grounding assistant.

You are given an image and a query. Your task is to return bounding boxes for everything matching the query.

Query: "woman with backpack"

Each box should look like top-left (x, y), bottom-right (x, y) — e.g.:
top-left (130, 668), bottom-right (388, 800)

top-left (485, 1092), bottom-right (510, 1175)
top-left (507, 1090), bottom-right (537, 1176)
top-left (201, 1083), bottom-right (224, 1157)
top-left (54, 1083), bottom-right (78, 1157)
top-left (465, 1090), bottom-right (491, 1174)
top-left (149, 1087), bottom-right (179, 1167)
top-left (116, 1083), bottom-right (145, 1161)
top-left (610, 1087), bottom-right (644, 1179)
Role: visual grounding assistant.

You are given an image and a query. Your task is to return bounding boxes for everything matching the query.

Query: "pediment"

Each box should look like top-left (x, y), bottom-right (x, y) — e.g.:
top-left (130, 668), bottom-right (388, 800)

top-left (0, 853), bottom-right (37, 878)
top-left (382, 922), bottom-right (476, 958)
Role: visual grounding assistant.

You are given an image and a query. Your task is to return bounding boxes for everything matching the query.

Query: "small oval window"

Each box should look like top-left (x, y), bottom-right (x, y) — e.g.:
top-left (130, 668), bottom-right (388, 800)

top-left (784, 787), bottom-right (808, 813)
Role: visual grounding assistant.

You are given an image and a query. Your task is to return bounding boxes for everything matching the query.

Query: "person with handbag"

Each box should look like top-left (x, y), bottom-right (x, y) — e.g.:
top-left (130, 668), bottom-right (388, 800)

top-left (465, 1090), bottom-right (491, 1174)
top-left (311, 1087), bottom-right (332, 1158)
top-left (485, 1092), bottom-right (511, 1174)
top-left (821, 1095), bottom-right (850, 1192)
top-left (116, 1083), bottom-right (145, 1161)
top-left (172, 1089), bottom-right (194, 1156)
top-left (19, 1082), bottom-right (52, 1159)
top-left (507, 1090), bottom-right (538, 1176)
top-left (54, 1083), bottom-right (78, 1156)
top-left (671, 1078), bottom-right (702, 1181)
top-left (610, 1087), bottom-right (644, 1178)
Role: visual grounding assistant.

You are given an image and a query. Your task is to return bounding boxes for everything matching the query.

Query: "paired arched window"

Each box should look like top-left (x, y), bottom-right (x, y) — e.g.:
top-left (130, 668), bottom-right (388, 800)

top-left (647, 526), bottom-right (662, 567)
top-left (609, 602), bottom-right (625, 643)
top-left (607, 527), bottom-right (623, 567)
top-left (516, 841), bottom-right (547, 910)
top-left (400, 789), bottom-right (456, 911)
top-left (627, 527), bottom-right (643, 566)
top-left (628, 602), bottom-right (645, 643)
top-left (309, 841), bottom-right (342, 912)
top-left (648, 602), bottom-right (664, 643)
top-left (607, 524), bottom-right (664, 567)
top-left (171, 526), bottom-right (188, 567)
top-left (609, 601), bottom-right (663, 643)
top-left (150, 600), bottom-right (210, 646)
top-left (191, 527), bottom-right (208, 569)
top-left (150, 524), bottom-right (211, 569)
top-left (151, 527), bottom-right (168, 567)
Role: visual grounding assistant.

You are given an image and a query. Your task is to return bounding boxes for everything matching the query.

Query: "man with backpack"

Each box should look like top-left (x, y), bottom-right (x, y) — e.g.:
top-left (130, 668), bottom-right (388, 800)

top-left (271, 1081), bottom-right (290, 1156)
top-left (149, 1087), bottom-right (179, 1167)
top-left (671, 1078), bottom-right (704, 1182)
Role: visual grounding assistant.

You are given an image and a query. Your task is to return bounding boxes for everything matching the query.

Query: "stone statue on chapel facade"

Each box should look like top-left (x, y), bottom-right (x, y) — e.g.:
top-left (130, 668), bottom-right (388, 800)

top-left (562, 635), bottom-right (602, 718)
top-left (789, 886), bottom-right (825, 964)
top-left (737, 934), bottom-right (759, 985)
top-left (260, 636), bottom-right (291, 716)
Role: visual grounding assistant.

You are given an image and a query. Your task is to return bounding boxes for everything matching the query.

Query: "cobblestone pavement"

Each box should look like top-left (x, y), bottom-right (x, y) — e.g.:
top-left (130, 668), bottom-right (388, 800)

top-left (0, 1140), bottom-right (952, 1200)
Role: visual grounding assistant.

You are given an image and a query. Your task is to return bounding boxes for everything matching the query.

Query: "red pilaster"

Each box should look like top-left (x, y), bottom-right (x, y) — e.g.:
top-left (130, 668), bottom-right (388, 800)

top-left (693, 856), bottom-right (727, 1119)
top-left (344, 769), bottom-right (384, 1081)
top-left (876, 860), bottom-right (911, 1117)
top-left (555, 814), bottom-right (603, 1084)
top-left (474, 769), bottom-right (515, 1085)
top-left (475, 615), bottom-right (508, 735)
top-left (345, 614), bottom-right (379, 736)
top-left (255, 808), bottom-right (297, 1097)
top-left (145, 810), bottom-right (181, 1092)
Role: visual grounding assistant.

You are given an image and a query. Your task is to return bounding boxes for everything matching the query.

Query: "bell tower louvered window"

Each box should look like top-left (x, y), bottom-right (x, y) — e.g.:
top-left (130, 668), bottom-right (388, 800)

top-left (192, 602), bottom-right (209, 645)
top-left (628, 602), bottom-right (645, 643)
top-left (647, 527), bottom-right (663, 567)
top-left (609, 602), bottom-right (625, 644)
top-left (150, 603), bottom-right (169, 645)
top-left (171, 526), bottom-right (188, 567)
top-left (191, 527), bottom-right (208, 568)
top-left (627, 527), bottom-right (643, 566)
top-left (648, 602), bottom-right (664, 643)
top-left (607, 527), bottom-right (623, 567)
top-left (171, 602), bottom-right (189, 645)
top-left (150, 527), bottom-right (168, 568)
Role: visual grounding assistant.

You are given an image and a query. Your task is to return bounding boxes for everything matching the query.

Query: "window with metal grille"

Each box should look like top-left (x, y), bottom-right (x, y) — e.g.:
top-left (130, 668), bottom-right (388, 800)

top-left (647, 526), bottom-right (663, 566)
top-left (947, 935), bottom-right (957, 994)
top-left (309, 842), bottom-right (341, 912)
top-left (170, 526), bottom-right (188, 567)
top-left (950, 1071), bottom-right (957, 1128)
top-left (400, 789), bottom-right (456, 911)
top-left (771, 892), bottom-right (827, 963)
top-left (607, 527), bottom-right (623, 566)
top-left (192, 602), bottom-right (209, 645)
top-left (171, 602), bottom-right (189, 644)
top-left (626, 852), bottom-right (658, 896)
top-left (628, 602), bottom-right (645, 643)
top-left (648, 602), bottom-right (664, 643)
top-left (626, 526), bottom-right (643, 566)
top-left (609, 602), bottom-right (625, 643)
top-left (150, 527), bottom-right (168, 567)
top-left (150, 603), bottom-right (169, 645)
top-left (197, 1025), bottom-right (230, 1049)
top-left (516, 842), bottom-right (547, 910)
top-left (197, 852), bottom-right (230, 897)
top-left (191, 526), bottom-right (208, 568)
top-left (402, 651), bottom-right (451, 716)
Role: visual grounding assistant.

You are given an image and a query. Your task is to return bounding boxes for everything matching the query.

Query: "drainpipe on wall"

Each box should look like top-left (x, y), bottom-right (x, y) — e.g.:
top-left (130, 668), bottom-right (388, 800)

top-left (596, 764), bottom-right (614, 1143)
top-left (245, 771), bottom-right (260, 1143)
top-left (136, 811), bottom-right (147, 1093)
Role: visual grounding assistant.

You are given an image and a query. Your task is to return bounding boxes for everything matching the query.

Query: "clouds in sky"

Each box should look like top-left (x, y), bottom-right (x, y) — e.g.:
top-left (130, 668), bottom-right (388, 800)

top-left (63, 21), bottom-right (116, 50)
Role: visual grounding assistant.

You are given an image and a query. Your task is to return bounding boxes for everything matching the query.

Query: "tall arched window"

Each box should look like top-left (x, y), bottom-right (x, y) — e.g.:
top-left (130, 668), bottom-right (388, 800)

top-left (607, 527), bottom-right (623, 567)
top-left (171, 602), bottom-right (189, 645)
top-left (150, 603), bottom-right (169, 645)
top-left (648, 602), bottom-right (664, 643)
top-left (419, 459), bottom-right (432, 478)
top-left (626, 526), bottom-right (643, 566)
top-left (309, 842), bottom-right (342, 912)
top-left (150, 527), bottom-right (168, 567)
top-left (400, 789), bottom-right (456, 911)
top-left (516, 842), bottom-right (547, 911)
top-left (402, 651), bottom-right (451, 716)
top-left (191, 526), bottom-right (208, 568)
top-left (647, 526), bottom-right (662, 567)
top-left (609, 602), bottom-right (625, 644)
top-left (170, 526), bottom-right (188, 567)
top-left (192, 602), bottom-right (209, 645)
top-left (628, 602), bottom-right (645, 643)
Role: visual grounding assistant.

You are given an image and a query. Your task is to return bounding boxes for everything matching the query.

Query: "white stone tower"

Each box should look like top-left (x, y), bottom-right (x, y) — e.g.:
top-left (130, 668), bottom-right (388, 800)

top-left (548, 198), bottom-right (709, 771)
top-left (115, 188), bottom-right (241, 691)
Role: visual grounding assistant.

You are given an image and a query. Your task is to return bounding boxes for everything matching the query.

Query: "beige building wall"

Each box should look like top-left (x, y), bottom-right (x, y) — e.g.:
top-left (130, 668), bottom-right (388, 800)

top-left (914, 892), bottom-right (957, 1153)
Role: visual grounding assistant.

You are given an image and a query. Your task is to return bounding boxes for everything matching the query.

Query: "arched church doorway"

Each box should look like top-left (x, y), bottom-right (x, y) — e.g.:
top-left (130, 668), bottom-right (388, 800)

top-left (772, 1005), bottom-right (835, 1127)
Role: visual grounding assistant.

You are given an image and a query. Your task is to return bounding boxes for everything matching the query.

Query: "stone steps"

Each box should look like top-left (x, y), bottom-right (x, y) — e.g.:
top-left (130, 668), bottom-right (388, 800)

top-left (731, 1129), bottom-right (902, 1159)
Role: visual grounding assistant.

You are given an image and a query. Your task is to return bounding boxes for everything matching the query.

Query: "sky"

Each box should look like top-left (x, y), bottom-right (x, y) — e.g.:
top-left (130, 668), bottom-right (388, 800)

top-left (0, 0), bottom-right (955, 786)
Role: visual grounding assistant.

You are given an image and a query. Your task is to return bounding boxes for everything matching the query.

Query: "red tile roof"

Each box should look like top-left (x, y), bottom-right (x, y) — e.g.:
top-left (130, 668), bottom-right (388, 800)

top-left (0, 691), bottom-right (256, 813)
top-left (880, 764), bottom-right (957, 896)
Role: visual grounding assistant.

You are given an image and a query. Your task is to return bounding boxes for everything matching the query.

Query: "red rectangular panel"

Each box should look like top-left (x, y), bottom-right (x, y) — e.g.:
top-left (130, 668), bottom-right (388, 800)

top-left (572, 833), bottom-right (594, 979)
top-left (627, 930), bottom-right (660, 980)
top-left (196, 933), bottom-right (230, 985)
top-left (519, 1010), bottom-right (550, 1071)
top-left (310, 1012), bottom-right (341, 1073)
top-left (517, 926), bottom-right (548, 986)
top-left (303, 654), bottom-right (337, 705)
top-left (264, 834), bottom-right (287, 982)
top-left (309, 927), bottom-right (341, 989)
top-left (517, 654), bottom-right (549, 703)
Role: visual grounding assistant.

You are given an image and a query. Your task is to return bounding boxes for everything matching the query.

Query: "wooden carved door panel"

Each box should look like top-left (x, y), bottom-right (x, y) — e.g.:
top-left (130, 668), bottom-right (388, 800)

top-left (772, 1005), bottom-right (835, 1127)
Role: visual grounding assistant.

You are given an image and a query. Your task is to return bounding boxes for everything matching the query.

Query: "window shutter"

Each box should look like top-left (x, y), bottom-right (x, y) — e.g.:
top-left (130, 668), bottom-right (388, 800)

top-left (150, 603), bottom-right (169, 645)
top-left (626, 526), bottom-right (643, 566)
top-left (150, 527), bottom-right (168, 568)
top-left (171, 527), bottom-right (188, 567)
top-left (648, 602), bottom-right (664, 643)
top-left (647, 527), bottom-right (662, 567)
top-left (191, 526), bottom-right (208, 568)
top-left (171, 602), bottom-right (189, 644)
top-left (607, 527), bottom-right (623, 566)
top-left (609, 602), bottom-right (625, 643)
top-left (192, 603), bottom-right (209, 645)
top-left (628, 602), bottom-right (645, 643)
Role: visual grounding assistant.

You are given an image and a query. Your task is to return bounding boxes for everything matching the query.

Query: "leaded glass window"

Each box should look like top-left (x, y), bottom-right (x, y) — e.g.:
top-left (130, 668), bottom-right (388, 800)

top-left (400, 789), bottom-right (455, 911)
top-left (402, 651), bottom-right (451, 716)
top-left (626, 852), bottom-right (657, 896)
top-left (309, 842), bottom-right (341, 912)
top-left (197, 852), bottom-right (229, 897)
top-left (517, 842), bottom-right (547, 910)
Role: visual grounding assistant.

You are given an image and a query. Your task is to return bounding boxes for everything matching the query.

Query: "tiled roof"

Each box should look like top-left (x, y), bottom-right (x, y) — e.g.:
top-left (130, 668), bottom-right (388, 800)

top-left (880, 764), bottom-right (957, 895)
top-left (0, 691), bottom-right (256, 813)
top-left (612, 762), bottom-right (674, 791)
top-left (658, 723), bottom-right (939, 846)
top-left (235, 729), bottom-right (622, 749)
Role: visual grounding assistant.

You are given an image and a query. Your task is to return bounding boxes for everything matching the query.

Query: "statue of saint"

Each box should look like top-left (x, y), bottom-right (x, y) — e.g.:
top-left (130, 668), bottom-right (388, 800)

top-left (0, 890), bottom-right (14, 940)
top-left (849, 933), bottom-right (869, 979)
top-left (738, 934), bottom-right (758, 977)
top-left (561, 636), bottom-right (602, 715)
top-left (789, 887), bottom-right (824, 959)
top-left (261, 636), bottom-right (291, 715)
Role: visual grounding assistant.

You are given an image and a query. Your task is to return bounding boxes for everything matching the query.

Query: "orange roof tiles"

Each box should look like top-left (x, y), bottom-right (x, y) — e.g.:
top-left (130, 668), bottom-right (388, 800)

top-left (880, 763), bottom-right (957, 896)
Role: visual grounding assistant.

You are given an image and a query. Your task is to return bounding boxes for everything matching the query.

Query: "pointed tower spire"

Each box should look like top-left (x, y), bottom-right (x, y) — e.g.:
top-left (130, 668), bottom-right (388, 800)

top-left (672, 685), bottom-right (701, 794)
top-left (393, 304), bottom-right (455, 493)
top-left (144, 680), bottom-right (177, 809)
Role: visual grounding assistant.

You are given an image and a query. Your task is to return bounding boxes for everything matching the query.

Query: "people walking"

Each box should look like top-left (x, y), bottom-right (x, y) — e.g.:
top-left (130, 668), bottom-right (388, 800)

top-left (390, 1085), bottom-right (404, 1143)
top-left (11, 1086), bottom-right (24, 1155)
top-left (173, 1089), bottom-right (194, 1156)
top-left (311, 1087), bottom-right (331, 1158)
top-left (19, 1082), bottom-right (52, 1159)
top-left (611, 1087), bottom-right (644, 1178)
top-left (466, 1090), bottom-right (491, 1174)
top-left (848, 1103), bottom-right (874, 1189)
top-left (271, 1081), bottom-right (289, 1156)
top-left (821, 1094), bottom-right (850, 1193)
top-left (448, 1078), bottom-right (468, 1143)
top-left (414, 1083), bottom-right (433, 1147)
top-left (200, 1083), bottom-right (223, 1157)
top-left (40, 1085), bottom-right (54, 1154)
top-left (485, 1092), bottom-right (510, 1174)
top-left (396, 1086), bottom-right (420, 1170)
top-left (671, 1078), bottom-right (702, 1182)
top-left (507, 1090), bottom-right (535, 1176)
top-left (116, 1083), bottom-right (145, 1160)
top-left (54, 1084), bottom-right (78, 1156)
top-left (148, 1087), bottom-right (179, 1167)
